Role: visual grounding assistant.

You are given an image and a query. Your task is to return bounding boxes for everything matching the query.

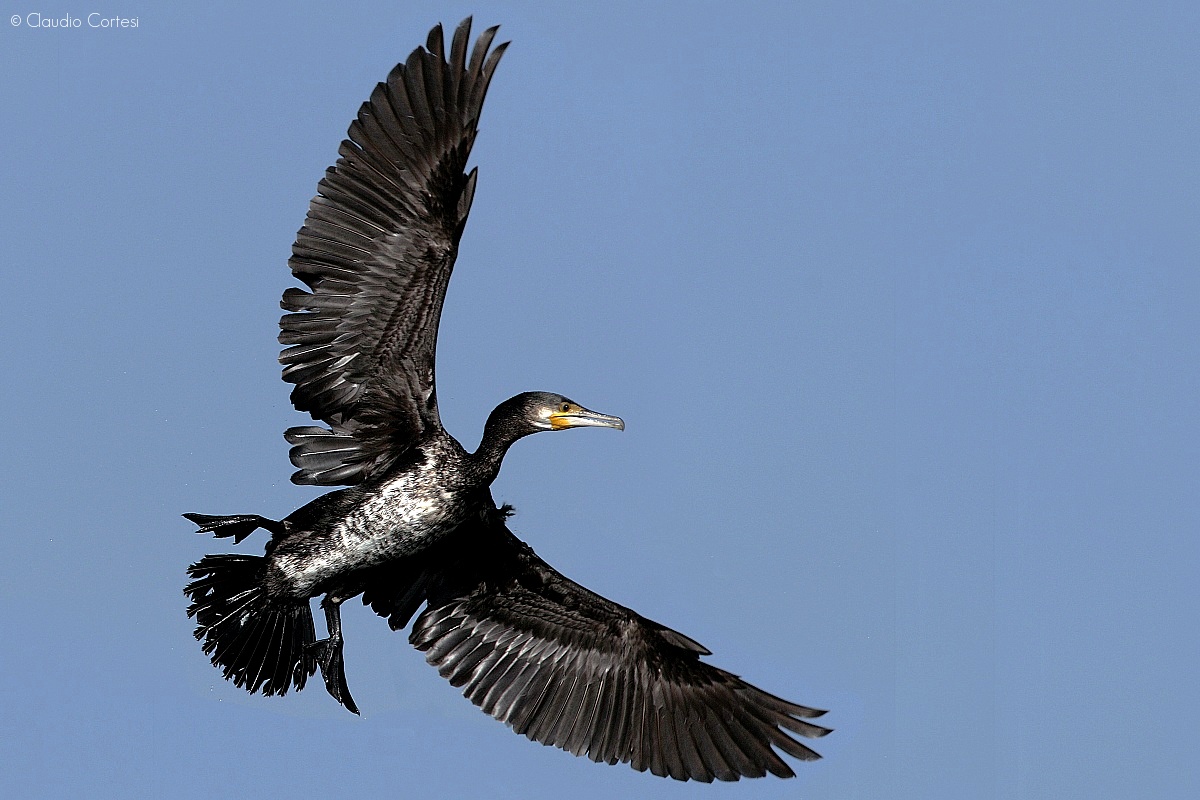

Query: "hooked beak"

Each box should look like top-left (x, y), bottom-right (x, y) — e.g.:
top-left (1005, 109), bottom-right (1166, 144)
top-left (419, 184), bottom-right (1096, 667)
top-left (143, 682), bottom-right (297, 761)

top-left (548, 406), bottom-right (625, 431)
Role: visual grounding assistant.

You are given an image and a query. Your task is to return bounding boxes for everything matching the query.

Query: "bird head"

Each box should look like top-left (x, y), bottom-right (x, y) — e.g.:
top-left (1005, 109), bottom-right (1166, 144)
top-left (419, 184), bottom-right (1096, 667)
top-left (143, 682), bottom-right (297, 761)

top-left (487, 391), bottom-right (625, 440)
top-left (523, 391), bottom-right (625, 433)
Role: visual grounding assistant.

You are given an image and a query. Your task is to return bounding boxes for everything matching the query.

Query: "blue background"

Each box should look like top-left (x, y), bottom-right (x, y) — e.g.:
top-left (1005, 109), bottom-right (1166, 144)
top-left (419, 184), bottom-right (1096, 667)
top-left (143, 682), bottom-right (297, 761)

top-left (2, 2), bottom-right (1197, 797)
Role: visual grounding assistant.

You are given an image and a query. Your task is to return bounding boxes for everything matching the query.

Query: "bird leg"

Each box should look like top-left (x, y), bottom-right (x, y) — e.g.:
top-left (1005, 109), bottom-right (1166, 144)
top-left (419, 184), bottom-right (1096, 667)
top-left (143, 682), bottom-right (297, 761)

top-left (310, 595), bottom-right (359, 714)
top-left (182, 513), bottom-right (286, 544)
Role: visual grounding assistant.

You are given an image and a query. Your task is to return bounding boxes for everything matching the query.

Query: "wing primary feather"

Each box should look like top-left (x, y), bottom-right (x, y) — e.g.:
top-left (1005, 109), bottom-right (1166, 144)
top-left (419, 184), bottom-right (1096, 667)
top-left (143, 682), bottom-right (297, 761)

top-left (504, 654), bottom-right (555, 734)
top-left (455, 167), bottom-right (478, 239)
top-left (598, 665), bottom-right (634, 765)
top-left (424, 22), bottom-right (444, 57)
top-left (630, 665), bottom-right (653, 775)
top-left (558, 667), bottom-right (596, 755)
top-left (467, 26), bottom-right (499, 89)
top-left (424, 621), bottom-right (471, 662)
top-left (767, 728), bottom-right (824, 763)
top-left (547, 668), bottom-right (585, 750)
top-left (691, 706), bottom-right (738, 782)
top-left (488, 652), bottom-right (540, 723)
top-left (513, 645), bottom-right (572, 739)
top-left (668, 683), bottom-right (713, 782)
top-left (445, 634), bottom-right (495, 687)
top-left (653, 680), bottom-right (689, 780)
top-left (447, 18), bottom-right (470, 109)
top-left (369, 84), bottom-right (423, 167)
top-left (422, 32), bottom-right (447, 125)
top-left (583, 666), bottom-right (616, 762)
top-left (463, 626), bottom-right (522, 701)
top-left (401, 53), bottom-right (434, 152)
top-left (706, 715), bottom-right (765, 779)
top-left (722, 704), bottom-right (778, 778)
top-left (495, 636), bottom-right (560, 720)
top-left (474, 646), bottom-right (528, 717)
top-left (526, 652), bottom-right (579, 746)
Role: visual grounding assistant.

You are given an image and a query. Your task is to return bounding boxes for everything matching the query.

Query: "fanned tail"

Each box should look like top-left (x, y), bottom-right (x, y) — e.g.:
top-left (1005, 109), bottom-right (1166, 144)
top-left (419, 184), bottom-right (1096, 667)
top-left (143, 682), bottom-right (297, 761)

top-left (184, 554), bottom-right (316, 696)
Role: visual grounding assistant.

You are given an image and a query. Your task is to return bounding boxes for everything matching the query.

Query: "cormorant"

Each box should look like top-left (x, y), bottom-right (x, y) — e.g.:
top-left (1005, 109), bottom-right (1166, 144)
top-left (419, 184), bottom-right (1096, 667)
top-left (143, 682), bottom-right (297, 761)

top-left (184, 18), bottom-right (830, 782)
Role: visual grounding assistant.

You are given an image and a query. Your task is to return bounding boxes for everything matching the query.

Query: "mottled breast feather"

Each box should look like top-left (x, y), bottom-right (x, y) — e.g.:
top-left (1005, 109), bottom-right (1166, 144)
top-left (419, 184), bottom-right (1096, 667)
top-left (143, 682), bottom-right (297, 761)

top-left (279, 18), bottom-right (508, 486)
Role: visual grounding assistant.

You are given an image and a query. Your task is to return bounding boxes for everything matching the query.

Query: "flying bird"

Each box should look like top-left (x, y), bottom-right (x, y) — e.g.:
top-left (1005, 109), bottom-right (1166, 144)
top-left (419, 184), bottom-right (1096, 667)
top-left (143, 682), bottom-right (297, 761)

top-left (184, 18), bottom-right (830, 782)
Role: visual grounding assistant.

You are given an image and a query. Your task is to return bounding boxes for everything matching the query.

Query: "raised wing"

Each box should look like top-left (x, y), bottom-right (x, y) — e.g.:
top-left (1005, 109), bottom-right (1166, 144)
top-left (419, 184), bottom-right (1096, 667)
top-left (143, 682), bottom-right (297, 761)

top-left (362, 504), bottom-right (831, 782)
top-left (279, 19), bottom-right (507, 485)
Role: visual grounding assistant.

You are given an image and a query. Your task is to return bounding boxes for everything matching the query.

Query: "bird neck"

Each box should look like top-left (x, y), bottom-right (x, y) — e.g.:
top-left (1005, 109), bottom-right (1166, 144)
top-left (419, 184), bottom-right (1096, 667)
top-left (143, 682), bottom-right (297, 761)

top-left (469, 412), bottom-right (532, 484)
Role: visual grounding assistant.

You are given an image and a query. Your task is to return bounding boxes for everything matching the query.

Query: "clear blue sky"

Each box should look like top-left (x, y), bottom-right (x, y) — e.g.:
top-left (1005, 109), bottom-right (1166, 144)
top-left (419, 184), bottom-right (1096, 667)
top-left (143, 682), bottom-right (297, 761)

top-left (2, 2), bottom-right (1197, 797)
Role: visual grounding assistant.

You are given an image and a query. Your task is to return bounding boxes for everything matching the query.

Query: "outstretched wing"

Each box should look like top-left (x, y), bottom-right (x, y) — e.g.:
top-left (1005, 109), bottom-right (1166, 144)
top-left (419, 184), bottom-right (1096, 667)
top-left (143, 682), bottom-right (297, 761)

top-left (361, 505), bottom-right (831, 782)
top-left (279, 19), bottom-right (507, 485)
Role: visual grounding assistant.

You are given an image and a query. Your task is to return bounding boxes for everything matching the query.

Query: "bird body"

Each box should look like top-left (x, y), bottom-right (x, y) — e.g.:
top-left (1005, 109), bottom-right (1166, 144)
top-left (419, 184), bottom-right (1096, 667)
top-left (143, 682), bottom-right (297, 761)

top-left (183, 18), bottom-right (831, 781)
top-left (268, 435), bottom-right (480, 599)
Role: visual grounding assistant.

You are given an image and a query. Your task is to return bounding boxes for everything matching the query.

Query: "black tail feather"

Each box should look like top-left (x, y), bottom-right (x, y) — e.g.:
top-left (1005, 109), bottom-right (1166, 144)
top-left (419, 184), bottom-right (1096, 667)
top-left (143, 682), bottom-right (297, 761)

top-left (185, 554), bottom-right (316, 696)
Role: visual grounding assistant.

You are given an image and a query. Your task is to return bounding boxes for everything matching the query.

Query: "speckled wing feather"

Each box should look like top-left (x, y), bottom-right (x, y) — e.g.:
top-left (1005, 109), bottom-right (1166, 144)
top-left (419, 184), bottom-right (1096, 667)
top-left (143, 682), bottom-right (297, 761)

top-left (362, 506), bottom-right (831, 782)
top-left (279, 19), bottom-right (507, 485)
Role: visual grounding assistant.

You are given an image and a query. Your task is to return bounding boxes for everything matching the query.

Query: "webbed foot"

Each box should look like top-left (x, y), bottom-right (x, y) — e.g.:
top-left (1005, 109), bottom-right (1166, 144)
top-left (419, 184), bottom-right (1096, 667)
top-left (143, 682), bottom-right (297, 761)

top-left (310, 596), bottom-right (359, 714)
top-left (310, 635), bottom-right (359, 714)
top-left (182, 513), bottom-right (285, 543)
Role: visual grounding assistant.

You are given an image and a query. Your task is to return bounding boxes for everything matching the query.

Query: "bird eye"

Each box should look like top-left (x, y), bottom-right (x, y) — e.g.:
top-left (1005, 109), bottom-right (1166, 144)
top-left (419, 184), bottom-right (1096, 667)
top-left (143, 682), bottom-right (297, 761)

top-left (560, 403), bottom-right (571, 412)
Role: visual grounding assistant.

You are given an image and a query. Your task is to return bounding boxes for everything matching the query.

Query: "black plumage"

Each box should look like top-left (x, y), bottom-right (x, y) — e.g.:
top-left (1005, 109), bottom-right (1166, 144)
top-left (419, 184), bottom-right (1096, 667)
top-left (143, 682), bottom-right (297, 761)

top-left (184, 18), bottom-right (830, 781)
